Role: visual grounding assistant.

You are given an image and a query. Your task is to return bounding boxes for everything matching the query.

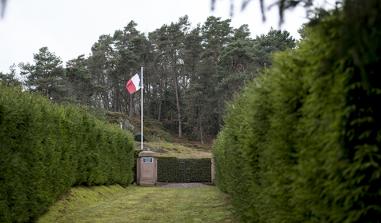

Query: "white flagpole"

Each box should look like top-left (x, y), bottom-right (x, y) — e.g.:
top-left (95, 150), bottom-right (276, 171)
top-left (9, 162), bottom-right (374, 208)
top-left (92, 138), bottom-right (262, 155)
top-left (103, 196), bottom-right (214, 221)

top-left (140, 66), bottom-right (144, 150)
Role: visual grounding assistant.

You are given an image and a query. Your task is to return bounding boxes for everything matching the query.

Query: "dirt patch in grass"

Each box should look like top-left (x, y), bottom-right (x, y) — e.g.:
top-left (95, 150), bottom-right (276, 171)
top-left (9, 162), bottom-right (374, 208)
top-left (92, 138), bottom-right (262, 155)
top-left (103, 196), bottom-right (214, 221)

top-left (38, 185), bottom-right (236, 223)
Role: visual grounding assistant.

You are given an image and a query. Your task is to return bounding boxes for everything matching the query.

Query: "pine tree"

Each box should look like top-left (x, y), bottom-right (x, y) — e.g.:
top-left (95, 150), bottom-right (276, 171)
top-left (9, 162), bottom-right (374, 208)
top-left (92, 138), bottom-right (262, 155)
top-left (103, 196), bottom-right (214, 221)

top-left (20, 47), bottom-right (66, 102)
top-left (66, 55), bottom-right (93, 105)
top-left (0, 64), bottom-right (21, 87)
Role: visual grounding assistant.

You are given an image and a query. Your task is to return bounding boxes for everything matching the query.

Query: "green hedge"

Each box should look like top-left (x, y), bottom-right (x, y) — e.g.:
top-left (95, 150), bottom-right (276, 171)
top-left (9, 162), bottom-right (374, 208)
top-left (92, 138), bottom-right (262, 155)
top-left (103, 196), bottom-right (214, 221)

top-left (213, 2), bottom-right (381, 223)
top-left (0, 86), bottom-right (135, 223)
top-left (157, 157), bottom-right (211, 182)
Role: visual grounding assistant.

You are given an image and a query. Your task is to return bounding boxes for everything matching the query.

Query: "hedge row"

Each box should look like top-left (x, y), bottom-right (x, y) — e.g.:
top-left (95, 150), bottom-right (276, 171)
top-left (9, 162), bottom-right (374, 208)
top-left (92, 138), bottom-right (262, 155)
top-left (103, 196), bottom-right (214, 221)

top-left (157, 157), bottom-right (211, 182)
top-left (0, 86), bottom-right (135, 223)
top-left (213, 2), bottom-right (381, 223)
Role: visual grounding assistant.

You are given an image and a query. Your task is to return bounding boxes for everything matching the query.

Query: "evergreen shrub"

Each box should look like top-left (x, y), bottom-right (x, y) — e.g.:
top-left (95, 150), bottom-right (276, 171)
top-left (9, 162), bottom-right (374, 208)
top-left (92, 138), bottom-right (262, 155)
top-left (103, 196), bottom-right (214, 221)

top-left (0, 86), bottom-right (135, 223)
top-left (213, 1), bottom-right (381, 222)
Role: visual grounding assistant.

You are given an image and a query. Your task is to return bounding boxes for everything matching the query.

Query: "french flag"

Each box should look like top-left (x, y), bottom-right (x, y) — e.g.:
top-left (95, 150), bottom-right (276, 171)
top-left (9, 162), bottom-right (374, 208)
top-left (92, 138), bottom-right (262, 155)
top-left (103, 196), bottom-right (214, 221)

top-left (125, 74), bottom-right (141, 94)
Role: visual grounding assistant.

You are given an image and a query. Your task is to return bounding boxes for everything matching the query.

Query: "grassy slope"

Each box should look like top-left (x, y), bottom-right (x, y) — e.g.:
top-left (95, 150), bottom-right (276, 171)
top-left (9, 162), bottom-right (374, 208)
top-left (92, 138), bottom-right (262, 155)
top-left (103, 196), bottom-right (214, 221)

top-left (124, 115), bottom-right (213, 158)
top-left (144, 140), bottom-right (212, 158)
top-left (38, 185), bottom-right (236, 223)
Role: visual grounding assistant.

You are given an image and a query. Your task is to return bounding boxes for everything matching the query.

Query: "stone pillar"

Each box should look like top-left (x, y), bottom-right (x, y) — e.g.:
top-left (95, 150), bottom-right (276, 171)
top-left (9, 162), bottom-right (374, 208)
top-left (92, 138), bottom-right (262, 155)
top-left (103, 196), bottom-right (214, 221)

top-left (137, 151), bottom-right (157, 186)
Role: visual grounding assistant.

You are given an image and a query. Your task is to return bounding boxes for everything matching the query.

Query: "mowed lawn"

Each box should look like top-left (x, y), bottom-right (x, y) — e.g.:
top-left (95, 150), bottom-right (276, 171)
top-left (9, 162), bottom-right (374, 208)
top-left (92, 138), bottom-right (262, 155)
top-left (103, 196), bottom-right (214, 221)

top-left (38, 185), bottom-right (236, 223)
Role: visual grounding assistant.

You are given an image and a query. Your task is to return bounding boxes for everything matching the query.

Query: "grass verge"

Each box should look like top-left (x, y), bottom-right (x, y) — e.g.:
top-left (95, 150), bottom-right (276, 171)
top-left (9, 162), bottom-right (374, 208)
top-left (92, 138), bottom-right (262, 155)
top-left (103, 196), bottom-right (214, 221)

top-left (38, 185), bottom-right (236, 223)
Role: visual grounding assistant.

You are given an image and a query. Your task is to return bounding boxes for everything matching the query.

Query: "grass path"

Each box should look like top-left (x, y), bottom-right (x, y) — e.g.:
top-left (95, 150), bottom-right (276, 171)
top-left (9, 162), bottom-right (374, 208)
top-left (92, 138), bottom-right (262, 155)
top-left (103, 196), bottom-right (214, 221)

top-left (38, 185), bottom-right (236, 223)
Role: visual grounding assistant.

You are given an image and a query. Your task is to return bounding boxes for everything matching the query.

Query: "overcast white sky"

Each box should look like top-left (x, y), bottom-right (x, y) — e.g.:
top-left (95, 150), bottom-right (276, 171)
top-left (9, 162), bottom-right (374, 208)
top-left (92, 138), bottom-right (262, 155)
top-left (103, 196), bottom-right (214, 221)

top-left (0, 0), bottom-right (334, 73)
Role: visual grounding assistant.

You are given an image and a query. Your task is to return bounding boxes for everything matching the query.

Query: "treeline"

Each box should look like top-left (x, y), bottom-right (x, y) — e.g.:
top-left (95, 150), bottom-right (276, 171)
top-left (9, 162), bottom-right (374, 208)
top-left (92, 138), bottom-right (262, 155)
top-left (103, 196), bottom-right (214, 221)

top-left (213, 1), bottom-right (381, 222)
top-left (0, 16), bottom-right (295, 142)
top-left (0, 85), bottom-right (135, 223)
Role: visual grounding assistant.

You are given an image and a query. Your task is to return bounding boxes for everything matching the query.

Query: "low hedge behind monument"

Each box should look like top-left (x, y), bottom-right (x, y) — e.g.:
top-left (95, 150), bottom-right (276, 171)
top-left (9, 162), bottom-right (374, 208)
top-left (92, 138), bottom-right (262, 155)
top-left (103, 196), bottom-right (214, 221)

top-left (0, 86), bottom-right (135, 223)
top-left (157, 157), bottom-right (211, 182)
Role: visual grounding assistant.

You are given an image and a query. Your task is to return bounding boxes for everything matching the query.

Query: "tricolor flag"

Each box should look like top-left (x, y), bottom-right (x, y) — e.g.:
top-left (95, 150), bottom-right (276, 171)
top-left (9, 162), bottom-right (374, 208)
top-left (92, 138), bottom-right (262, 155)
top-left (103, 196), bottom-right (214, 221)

top-left (125, 74), bottom-right (141, 94)
top-left (125, 68), bottom-right (144, 152)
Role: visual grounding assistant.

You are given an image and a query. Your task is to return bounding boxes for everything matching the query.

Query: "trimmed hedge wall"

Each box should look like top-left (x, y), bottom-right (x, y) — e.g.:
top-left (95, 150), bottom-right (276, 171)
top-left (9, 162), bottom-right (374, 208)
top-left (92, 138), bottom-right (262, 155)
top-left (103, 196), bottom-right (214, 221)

top-left (0, 86), bottom-right (135, 223)
top-left (213, 2), bottom-right (381, 223)
top-left (157, 157), bottom-right (211, 182)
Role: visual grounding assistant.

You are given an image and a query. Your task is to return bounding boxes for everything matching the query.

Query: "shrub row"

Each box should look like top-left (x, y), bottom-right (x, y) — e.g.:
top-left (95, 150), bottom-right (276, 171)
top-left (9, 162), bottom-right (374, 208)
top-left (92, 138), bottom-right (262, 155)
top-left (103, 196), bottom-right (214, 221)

top-left (157, 157), bottom-right (211, 182)
top-left (213, 3), bottom-right (381, 223)
top-left (0, 86), bottom-right (135, 223)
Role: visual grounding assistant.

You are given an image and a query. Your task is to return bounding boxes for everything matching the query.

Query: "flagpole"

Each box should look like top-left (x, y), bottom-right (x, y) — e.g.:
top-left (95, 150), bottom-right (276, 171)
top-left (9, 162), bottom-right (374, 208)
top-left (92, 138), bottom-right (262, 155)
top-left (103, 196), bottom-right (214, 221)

top-left (140, 66), bottom-right (144, 151)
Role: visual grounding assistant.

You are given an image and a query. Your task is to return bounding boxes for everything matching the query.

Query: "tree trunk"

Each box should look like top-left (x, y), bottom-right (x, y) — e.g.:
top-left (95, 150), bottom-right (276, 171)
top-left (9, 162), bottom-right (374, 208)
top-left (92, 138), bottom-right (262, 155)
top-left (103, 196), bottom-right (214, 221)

top-left (157, 78), bottom-right (163, 121)
top-left (174, 75), bottom-right (182, 138)
top-left (114, 84), bottom-right (120, 112)
top-left (199, 114), bottom-right (204, 144)
top-left (157, 100), bottom-right (162, 121)
top-left (101, 92), bottom-right (110, 110)
top-left (128, 94), bottom-right (133, 117)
